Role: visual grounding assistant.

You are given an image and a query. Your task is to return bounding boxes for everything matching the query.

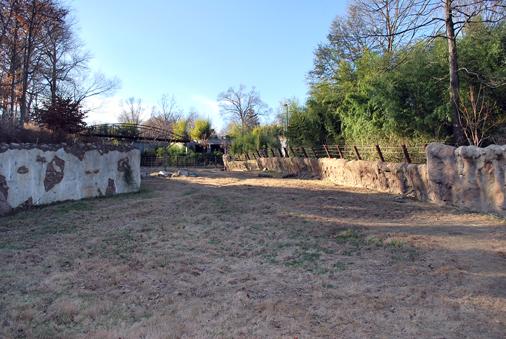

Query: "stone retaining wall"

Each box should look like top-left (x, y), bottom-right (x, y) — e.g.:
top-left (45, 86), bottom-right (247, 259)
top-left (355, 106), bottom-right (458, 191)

top-left (224, 143), bottom-right (506, 216)
top-left (0, 143), bottom-right (141, 215)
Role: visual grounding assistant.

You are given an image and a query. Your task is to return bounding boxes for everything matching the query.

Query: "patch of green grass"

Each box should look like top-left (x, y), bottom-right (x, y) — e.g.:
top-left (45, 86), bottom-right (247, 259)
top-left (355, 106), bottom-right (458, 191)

top-left (335, 228), bottom-right (366, 256)
top-left (105, 187), bottom-right (155, 201)
top-left (53, 201), bottom-right (91, 214)
top-left (0, 240), bottom-right (31, 251)
top-left (262, 253), bottom-right (279, 264)
top-left (32, 324), bottom-right (60, 339)
top-left (155, 255), bottom-right (171, 268)
top-left (24, 221), bottom-right (78, 241)
top-left (365, 236), bottom-right (384, 247)
top-left (101, 228), bottom-right (136, 261)
top-left (332, 261), bottom-right (346, 271)
top-left (208, 196), bottom-right (229, 213)
top-left (335, 228), bottom-right (364, 246)
top-left (182, 188), bottom-right (198, 195)
top-left (335, 229), bottom-right (417, 261)
top-left (385, 239), bottom-right (418, 261)
top-left (385, 239), bottom-right (405, 249)
top-left (207, 238), bottom-right (221, 246)
top-left (285, 250), bottom-right (321, 268)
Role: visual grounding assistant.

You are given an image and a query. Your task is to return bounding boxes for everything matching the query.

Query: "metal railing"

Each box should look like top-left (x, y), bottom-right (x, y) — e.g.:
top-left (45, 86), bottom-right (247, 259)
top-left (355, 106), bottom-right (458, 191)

top-left (82, 123), bottom-right (189, 142)
top-left (233, 144), bottom-right (428, 164)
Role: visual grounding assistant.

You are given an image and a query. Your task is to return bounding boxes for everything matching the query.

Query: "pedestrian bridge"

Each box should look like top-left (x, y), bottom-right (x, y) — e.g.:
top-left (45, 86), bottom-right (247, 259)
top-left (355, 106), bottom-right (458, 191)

top-left (81, 123), bottom-right (189, 143)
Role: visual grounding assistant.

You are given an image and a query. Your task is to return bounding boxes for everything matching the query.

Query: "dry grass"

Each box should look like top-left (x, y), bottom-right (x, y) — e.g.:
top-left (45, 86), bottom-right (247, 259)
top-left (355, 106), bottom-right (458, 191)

top-left (0, 168), bottom-right (505, 338)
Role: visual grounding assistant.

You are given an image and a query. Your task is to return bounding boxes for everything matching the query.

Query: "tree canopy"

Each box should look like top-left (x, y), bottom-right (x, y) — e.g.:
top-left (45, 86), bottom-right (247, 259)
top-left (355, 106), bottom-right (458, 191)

top-left (291, 1), bottom-right (506, 147)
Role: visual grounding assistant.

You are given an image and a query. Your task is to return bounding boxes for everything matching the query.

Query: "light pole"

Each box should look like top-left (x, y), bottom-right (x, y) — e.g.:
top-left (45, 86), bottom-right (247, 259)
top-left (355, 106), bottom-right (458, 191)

top-left (283, 103), bottom-right (289, 135)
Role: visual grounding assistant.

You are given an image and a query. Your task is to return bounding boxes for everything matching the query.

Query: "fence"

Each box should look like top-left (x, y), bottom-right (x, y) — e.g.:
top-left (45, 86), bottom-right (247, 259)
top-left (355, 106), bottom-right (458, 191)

top-left (141, 154), bottom-right (223, 167)
top-left (233, 144), bottom-right (428, 164)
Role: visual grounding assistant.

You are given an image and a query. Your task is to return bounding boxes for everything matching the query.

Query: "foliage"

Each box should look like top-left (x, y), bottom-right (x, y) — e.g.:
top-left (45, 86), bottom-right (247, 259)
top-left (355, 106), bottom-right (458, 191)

top-left (295, 19), bottom-right (506, 147)
top-left (34, 97), bottom-right (86, 134)
top-left (336, 47), bottom-right (449, 145)
top-left (116, 123), bottom-right (139, 138)
top-left (286, 97), bottom-right (328, 147)
top-left (190, 119), bottom-right (212, 141)
top-left (229, 124), bottom-right (282, 155)
top-left (172, 119), bottom-right (189, 140)
top-left (154, 144), bottom-right (191, 157)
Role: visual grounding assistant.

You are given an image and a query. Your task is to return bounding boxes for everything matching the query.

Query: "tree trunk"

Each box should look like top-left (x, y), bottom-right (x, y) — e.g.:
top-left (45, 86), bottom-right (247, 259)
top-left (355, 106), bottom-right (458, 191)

top-left (50, 43), bottom-right (57, 106)
top-left (19, 1), bottom-right (37, 128)
top-left (445, 0), bottom-right (465, 145)
top-left (8, 20), bottom-right (19, 123)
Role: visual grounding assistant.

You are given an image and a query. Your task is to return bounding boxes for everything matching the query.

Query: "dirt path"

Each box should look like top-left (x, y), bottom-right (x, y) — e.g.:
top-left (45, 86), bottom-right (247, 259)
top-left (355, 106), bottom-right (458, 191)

top-left (1, 168), bottom-right (505, 338)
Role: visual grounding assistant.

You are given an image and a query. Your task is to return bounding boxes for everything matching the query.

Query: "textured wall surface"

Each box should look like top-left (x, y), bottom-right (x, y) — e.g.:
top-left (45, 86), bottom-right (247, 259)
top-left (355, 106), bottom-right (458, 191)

top-left (224, 143), bottom-right (506, 216)
top-left (0, 143), bottom-right (140, 215)
top-left (426, 143), bottom-right (506, 214)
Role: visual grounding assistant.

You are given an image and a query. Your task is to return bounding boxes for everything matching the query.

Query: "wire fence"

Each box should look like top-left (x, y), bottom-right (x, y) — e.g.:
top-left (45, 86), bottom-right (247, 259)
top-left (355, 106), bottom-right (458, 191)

top-left (233, 144), bottom-right (428, 164)
top-left (141, 154), bottom-right (223, 167)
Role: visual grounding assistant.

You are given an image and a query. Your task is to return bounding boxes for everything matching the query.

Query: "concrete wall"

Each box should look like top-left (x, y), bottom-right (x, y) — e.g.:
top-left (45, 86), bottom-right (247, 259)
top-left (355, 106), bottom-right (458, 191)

top-left (0, 143), bottom-right (141, 215)
top-left (224, 143), bottom-right (506, 216)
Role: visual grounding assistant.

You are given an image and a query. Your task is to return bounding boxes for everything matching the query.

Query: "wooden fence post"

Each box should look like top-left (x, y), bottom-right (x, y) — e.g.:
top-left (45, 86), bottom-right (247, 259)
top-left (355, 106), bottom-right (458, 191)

top-left (289, 146), bottom-right (296, 157)
top-left (283, 147), bottom-right (289, 158)
top-left (278, 148), bottom-right (283, 157)
top-left (245, 153), bottom-right (250, 161)
top-left (270, 148), bottom-right (276, 157)
top-left (375, 144), bottom-right (385, 162)
top-left (310, 147), bottom-right (317, 158)
top-left (323, 144), bottom-right (331, 158)
top-left (256, 150), bottom-right (262, 158)
top-left (336, 145), bottom-right (344, 159)
top-left (353, 146), bottom-right (362, 160)
top-left (301, 146), bottom-right (309, 158)
top-left (401, 144), bottom-right (412, 164)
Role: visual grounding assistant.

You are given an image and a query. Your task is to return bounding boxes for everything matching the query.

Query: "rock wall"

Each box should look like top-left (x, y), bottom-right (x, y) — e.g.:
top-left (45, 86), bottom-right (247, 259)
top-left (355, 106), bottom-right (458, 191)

top-left (0, 143), bottom-right (141, 215)
top-left (426, 143), bottom-right (506, 214)
top-left (224, 143), bottom-right (506, 216)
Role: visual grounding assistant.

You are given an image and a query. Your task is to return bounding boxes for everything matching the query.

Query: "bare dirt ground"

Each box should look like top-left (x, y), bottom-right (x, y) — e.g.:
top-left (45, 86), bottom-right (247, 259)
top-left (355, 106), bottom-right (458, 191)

top-left (0, 168), bottom-right (505, 338)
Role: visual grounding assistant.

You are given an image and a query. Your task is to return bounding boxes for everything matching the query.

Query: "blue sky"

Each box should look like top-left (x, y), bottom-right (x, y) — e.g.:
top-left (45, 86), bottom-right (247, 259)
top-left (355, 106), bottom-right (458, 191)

top-left (71, 0), bottom-right (347, 131)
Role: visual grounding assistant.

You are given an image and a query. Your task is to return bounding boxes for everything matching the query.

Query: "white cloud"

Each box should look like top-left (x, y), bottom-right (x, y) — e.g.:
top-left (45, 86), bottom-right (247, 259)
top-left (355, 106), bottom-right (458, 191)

top-left (84, 95), bottom-right (153, 125)
top-left (190, 95), bottom-right (225, 132)
top-left (84, 95), bottom-right (123, 124)
top-left (84, 94), bottom-right (226, 133)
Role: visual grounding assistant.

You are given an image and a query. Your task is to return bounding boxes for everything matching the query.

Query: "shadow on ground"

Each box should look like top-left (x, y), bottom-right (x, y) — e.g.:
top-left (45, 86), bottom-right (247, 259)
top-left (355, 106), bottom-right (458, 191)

top-left (0, 168), bottom-right (505, 338)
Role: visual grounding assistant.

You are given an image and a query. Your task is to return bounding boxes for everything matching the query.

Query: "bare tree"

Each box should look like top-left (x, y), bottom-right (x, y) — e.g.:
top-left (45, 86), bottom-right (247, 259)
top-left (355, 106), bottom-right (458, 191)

top-left (119, 97), bottom-right (143, 125)
top-left (70, 72), bottom-right (119, 106)
top-left (309, 5), bottom-right (382, 81)
top-left (145, 94), bottom-right (183, 130)
top-left (40, 4), bottom-right (87, 106)
top-left (460, 84), bottom-right (505, 146)
top-left (1, 0), bottom-right (23, 122)
top-left (217, 85), bottom-right (269, 130)
top-left (0, 0), bottom-right (119, 129)
top-left (309, 0), bottom-right (437, 82)
top-left (18, 0), bottom-right (46, 126)
top-left (356, 0), bottom-right (440, 52)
